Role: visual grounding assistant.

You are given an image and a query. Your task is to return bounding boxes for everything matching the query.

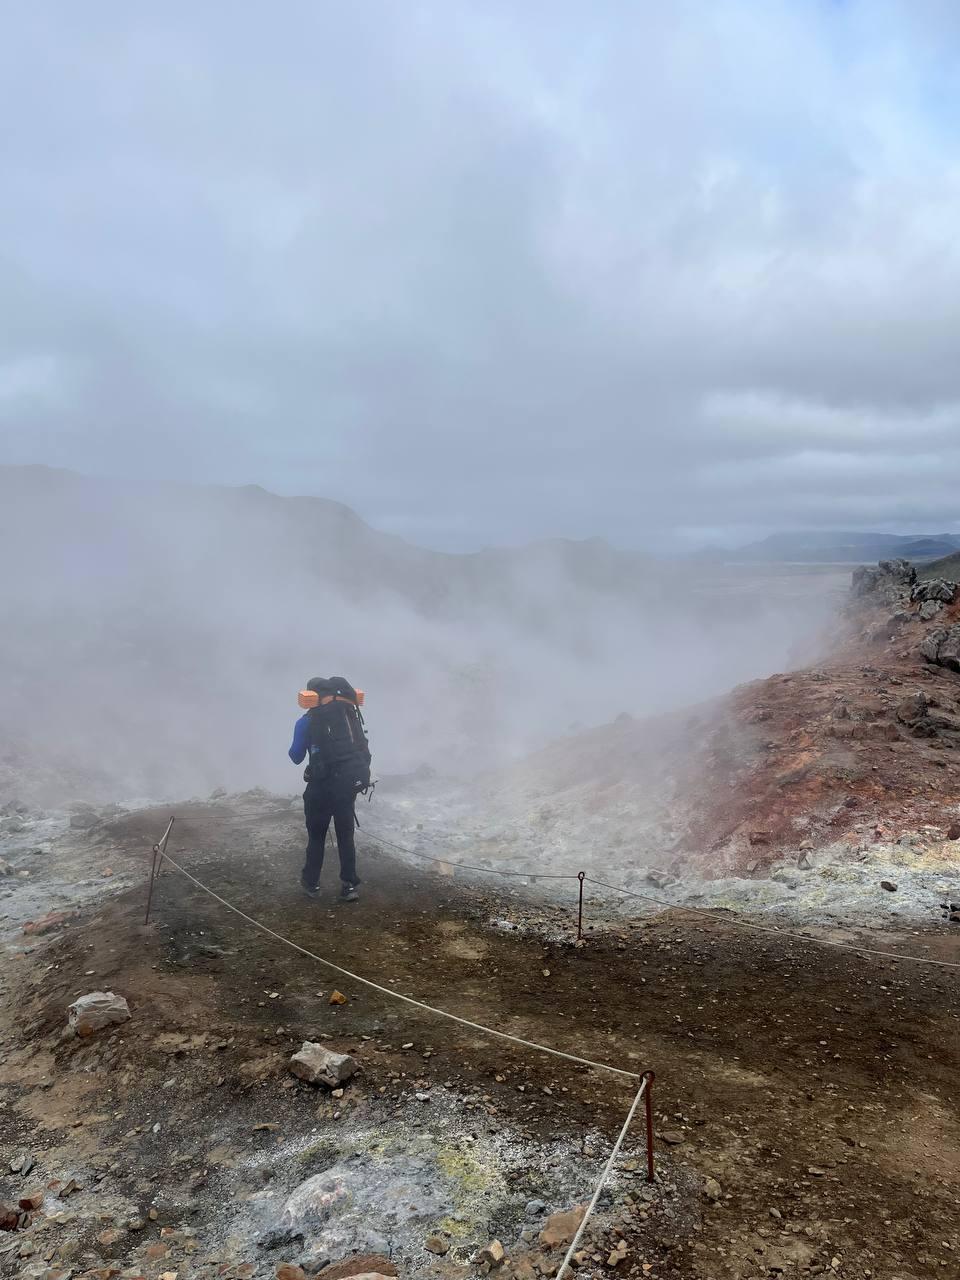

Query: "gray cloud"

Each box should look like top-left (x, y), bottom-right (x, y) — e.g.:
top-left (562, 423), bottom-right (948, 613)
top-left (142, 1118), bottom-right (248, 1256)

top-left (1, 1), bottom-right (959, 549)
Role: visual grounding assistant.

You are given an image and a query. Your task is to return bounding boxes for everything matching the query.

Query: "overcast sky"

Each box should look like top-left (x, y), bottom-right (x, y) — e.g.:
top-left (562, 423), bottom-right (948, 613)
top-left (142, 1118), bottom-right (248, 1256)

top-left (1, 1), bottom-right (959, 551)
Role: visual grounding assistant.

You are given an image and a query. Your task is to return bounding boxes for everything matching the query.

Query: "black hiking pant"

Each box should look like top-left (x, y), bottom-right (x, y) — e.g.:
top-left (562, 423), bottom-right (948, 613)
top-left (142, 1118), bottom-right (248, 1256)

top-left (302, 780), bottom-right (358, 888)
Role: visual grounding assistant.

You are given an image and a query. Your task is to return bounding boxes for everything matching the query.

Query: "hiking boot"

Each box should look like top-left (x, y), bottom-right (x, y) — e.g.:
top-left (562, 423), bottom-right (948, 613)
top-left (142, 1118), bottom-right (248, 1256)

top-left (300, 874), bottom-right (320, 899)
top-left (339, 883), bottom-right (360, 903)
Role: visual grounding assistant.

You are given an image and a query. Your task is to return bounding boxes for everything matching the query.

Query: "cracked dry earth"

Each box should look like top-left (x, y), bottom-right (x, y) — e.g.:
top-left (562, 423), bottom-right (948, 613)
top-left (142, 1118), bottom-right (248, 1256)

top-left (0, 797), bottom-right (958, 1280)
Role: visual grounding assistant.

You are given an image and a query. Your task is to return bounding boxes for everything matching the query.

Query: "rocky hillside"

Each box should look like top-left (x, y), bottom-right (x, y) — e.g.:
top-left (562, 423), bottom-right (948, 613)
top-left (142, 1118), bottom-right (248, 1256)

top-left (377, 559), bottom-right (960, 905)
top-left (920, 549), bottom-right (960, 582)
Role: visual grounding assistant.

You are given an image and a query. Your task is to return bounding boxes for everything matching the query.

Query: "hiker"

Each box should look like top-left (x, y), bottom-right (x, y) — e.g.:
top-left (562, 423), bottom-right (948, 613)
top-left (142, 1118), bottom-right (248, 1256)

top-left (289, 676), bottom-right (372, 903)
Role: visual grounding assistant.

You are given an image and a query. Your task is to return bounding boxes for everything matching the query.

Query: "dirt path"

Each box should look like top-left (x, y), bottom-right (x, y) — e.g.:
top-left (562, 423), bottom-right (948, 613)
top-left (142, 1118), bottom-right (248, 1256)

top-left (1, 798), bottom-right (958, 1280)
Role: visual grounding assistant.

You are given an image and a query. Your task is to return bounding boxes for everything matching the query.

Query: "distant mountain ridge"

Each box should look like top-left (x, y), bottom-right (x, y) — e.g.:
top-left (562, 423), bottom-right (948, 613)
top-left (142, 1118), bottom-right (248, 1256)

top-left (919, 550), bottom-right (960, 581)
top-left (726, 530), bottom-right (960, 564)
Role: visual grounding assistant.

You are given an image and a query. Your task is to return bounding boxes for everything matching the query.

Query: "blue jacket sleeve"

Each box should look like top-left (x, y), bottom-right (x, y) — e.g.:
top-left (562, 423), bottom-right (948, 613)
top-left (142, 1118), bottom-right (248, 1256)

top-left (289, 714), bottom-right (310, 765)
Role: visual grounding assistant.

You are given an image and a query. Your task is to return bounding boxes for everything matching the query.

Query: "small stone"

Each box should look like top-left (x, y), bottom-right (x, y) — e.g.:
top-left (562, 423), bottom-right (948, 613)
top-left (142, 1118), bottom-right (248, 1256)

top-left (947, 822), bottom-right (960, 841)
top-left (19, 1194), bottom-right (44, 1212)
top-left (525, 1199), bottom-right (547, 1218)
top-left (769, 1208), bottom-right (782, 1220)
top-left (23, 911), bottom-right (75, 937)
top-left (807, 1166), bottom-right (827, 1177)
top-left (660, 1130), bottom-right (685, 1145)
top-left (880, 880), bottom-right (897, 892)
top-left (289, 1042), bottom-right (357, 1088)
top-left (329, 990), bottom-right (348, 1006)
top-left (703, 1178), bottom-right (722, 1202)
top-left (540, 1207), bottom-right (586, 1250)
top-left (424, 1237), bottom-right (449, 1256)
top-left (67, 992), bottom-right (130, 1037)
top-left (478, 1241), bottom-right (505, 1267)
top-left (0, 1202), bottom-right (19, 1231)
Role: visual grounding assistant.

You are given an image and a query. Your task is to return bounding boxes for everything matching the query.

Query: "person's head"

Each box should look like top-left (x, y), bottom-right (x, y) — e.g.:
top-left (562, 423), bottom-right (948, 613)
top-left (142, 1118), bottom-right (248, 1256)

top-left (307, 676), bottom-right (334, 695)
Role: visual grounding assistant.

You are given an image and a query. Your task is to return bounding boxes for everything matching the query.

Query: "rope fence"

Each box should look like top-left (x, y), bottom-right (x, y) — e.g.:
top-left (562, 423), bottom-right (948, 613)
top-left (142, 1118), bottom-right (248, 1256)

top-left (358, 823), bottom-right (577, 880)
top-left (361, 824), bottom-right (960, 972)
top-left (140, 806), bottom-right (959, 1267)
top-left (154, 848), bottom-right (652, 1084)
top-left (143, 827), bottom-right (658, 1255)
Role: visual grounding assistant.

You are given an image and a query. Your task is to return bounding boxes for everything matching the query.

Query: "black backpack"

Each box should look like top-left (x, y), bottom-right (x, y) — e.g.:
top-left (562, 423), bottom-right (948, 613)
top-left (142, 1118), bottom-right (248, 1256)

top-left (305, 677), bottom-right (371, 793)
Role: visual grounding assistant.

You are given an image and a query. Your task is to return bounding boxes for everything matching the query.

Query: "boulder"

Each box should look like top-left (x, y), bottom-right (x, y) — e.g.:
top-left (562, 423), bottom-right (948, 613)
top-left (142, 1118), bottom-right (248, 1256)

top-left (68, 807), bottom-right (99, 830)
top-left (67, 991), bottom-right (131, 1037)
top-left (289, 1042), bottom-right (357, 1088)
top-left (896, 693), bottom-right (933, 733)
top-left (851, 559), bottom-right (916, 604)
top-left (921, 624), bottom-right (960, 672)
top-left (912, 579), bottom-right (958, 605)
top-left (274, 1160), bottom-right (444, 1256)
top-left (919, 600), bottom-right (945, 621)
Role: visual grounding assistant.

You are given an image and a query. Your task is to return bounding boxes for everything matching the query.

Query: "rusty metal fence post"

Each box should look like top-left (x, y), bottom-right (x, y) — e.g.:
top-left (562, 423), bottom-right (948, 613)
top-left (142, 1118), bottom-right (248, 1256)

top-left (145, 816), bottom-right (175, 925)
top-left (643, 1070), bottom-right (656, 1182)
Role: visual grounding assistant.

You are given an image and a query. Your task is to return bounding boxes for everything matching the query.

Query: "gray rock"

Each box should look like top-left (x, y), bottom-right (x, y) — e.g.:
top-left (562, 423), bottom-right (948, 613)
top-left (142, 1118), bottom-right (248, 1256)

top-left (921, 627), bottom-right (949, 663)
top-left (771, 869), bottom-right (800, 889)
top-left (919, 600), bottom-right (945, 621)
top-left (912, 579), bottom-right (958, 605)
top-left (68, 808), bottom-right (99, 830)
top-left (525, 1199), bottom-right (547, 1218)
top-left (274, 1157), bottom-right (449, 1255)
top-left (921, 624), bottom-right (960, 672)
top-left (851, 559), bottom-right (916, 604)
top-left (940, 626), bottom-right (960, 671)
top-left (289, 1042), bottom-right (358, 1088)
top-left (67, 991), bottom-right (131, 1037)
top-left (896, 692), bottom-right (929, 726)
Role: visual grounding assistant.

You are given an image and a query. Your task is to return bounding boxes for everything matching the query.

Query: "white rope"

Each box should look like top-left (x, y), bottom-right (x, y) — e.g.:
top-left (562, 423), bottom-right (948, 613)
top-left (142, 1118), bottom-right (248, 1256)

top-left (583, 876), bottom-right (960, 972)
top-left (360, 826), bottom-right (960, 972)
top-left (363, 825), bottom-right (578, 880)
top-left (555, 1081), bottom-right (649, 1280)
top-left (158, 851), bottom-right (644, 1081)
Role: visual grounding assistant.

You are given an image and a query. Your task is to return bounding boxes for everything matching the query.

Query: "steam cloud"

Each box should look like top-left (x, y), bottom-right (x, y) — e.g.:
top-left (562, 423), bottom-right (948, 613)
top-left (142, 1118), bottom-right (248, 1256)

top-left (0, 467), bottom-right (842, 807)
